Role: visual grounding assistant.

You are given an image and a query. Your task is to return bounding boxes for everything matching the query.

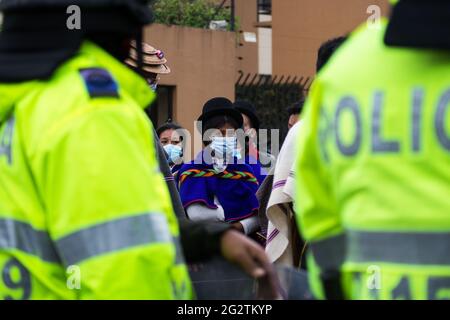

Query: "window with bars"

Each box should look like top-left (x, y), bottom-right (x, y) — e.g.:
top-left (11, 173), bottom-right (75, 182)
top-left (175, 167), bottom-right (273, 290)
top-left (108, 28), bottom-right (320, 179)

top-left (257, 0), bottom-right (272, 15)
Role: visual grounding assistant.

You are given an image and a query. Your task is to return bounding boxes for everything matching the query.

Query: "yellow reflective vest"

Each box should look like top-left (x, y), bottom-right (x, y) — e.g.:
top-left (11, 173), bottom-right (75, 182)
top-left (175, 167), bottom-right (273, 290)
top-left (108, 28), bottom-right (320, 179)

top-left (295, 20), bottom-right (450, 300)
top-left (0, 41), bottom-right (192, 299)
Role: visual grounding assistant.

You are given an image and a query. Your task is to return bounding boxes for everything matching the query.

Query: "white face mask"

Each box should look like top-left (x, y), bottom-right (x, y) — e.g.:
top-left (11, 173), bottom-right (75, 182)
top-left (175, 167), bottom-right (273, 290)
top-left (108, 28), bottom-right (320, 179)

top-left (211, 136), bottom-right (241, 160)
top-left (163, 144), bottom-right (183, 165)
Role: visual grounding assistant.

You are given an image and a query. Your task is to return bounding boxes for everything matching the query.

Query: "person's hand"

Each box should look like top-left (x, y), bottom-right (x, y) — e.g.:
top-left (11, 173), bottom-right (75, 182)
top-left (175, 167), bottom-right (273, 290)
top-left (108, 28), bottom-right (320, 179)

top-left (245, 128), bottom-right (257, 141)
top-left (231, 222), bottom-right (244, 233)
top-left (220, 229), bottom-right (281, 299)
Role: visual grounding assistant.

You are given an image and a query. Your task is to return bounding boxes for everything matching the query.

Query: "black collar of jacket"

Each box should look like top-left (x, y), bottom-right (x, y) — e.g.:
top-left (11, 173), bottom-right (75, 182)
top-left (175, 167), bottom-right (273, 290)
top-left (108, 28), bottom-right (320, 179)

top-left (0, 32), bottom-right (83, 83)
top-left (0, 8), bottom-right (141, 83)
top-left (385, 0), bottom-right (450, 50)
top-left (0, 9), bottom-right (83, 82)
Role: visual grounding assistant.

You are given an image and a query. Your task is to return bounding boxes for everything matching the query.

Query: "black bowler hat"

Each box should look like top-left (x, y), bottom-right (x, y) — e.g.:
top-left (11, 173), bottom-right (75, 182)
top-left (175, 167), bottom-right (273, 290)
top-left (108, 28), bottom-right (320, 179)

top-left (197, 97), bottom-right (244, 130)
top-left (233, 100), bottom-right (260, 130)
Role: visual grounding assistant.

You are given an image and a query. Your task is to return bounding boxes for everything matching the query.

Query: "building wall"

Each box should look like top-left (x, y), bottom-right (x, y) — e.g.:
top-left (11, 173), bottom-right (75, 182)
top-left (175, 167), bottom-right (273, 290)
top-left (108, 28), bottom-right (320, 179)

top-left (142, 2), bottom-right (392, 140)
top-left (235, 0), bottom-right (259, 76)
top-left (144, 24), bottom-right (236, 144)
top-left (272, 0), bottom-right (390, 78)
top-left (209, 0), bottom-right (259, 75)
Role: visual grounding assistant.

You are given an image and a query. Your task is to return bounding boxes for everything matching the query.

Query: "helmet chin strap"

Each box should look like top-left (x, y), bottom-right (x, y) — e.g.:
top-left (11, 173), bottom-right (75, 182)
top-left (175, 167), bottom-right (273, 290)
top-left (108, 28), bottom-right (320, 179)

top-left (135, 28), bottom-right (145, 78)
top-left (134, 28), bottom-right (159, 91)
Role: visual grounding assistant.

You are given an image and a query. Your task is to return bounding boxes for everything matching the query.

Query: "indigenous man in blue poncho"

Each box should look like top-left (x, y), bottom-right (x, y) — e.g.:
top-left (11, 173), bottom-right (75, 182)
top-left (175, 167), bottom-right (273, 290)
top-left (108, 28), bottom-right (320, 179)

top-left (177, 98), bottom-right (261, 236)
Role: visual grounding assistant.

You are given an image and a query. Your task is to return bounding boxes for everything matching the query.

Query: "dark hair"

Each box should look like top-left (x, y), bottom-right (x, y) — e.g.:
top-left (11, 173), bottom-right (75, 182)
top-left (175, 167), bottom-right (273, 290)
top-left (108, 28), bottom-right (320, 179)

top-left (202, 115), bottom-right (240, 146)
top-left (156, 121), bottom-right (183, 138)
top-left (316, 36), bottom-right (347, 72)
top-left (287, 98), bottom-right (306, 117)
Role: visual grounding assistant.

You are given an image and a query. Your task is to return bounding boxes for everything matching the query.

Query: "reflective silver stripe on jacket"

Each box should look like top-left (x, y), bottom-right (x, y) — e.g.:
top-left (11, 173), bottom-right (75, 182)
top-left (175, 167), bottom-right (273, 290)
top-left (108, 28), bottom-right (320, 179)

top-left (173, 236), bottom-right (185, 265)
top-left (347, 230), bottom-right (450, 265)
top-left (56, 213), bottom-right (181, 266)
top-left (0, 213), bottom-right (185, 266)
top-left (310, 230), bottom-right (450, 268)
top-left (0, 218), bottom-right (60, 263)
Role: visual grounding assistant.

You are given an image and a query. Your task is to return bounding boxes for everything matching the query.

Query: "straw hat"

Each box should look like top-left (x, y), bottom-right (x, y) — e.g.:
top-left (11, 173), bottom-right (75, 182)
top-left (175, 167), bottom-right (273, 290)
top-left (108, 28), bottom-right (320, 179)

top-left (125, 41), bottom-right (171, 75)
top-left (125, 58), bottom-right (171, 74)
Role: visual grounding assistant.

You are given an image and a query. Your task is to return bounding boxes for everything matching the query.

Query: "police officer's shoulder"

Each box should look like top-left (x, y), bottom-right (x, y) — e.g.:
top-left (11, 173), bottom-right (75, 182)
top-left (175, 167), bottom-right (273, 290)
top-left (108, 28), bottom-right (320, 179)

top-left (30, 64), bottom-right (124, 118)
top-left (317, 19), bottom-right (388, 83)
top-left (78, 67), bottom-right (120, 99)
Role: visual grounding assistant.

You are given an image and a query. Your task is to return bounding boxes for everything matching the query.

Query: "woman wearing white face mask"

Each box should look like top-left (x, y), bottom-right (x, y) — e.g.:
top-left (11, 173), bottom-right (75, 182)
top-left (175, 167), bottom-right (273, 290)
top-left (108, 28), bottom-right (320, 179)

top-left (176, 98), bottom-right (261, 237)
top-left (157, 121), bottom-right (185, 172)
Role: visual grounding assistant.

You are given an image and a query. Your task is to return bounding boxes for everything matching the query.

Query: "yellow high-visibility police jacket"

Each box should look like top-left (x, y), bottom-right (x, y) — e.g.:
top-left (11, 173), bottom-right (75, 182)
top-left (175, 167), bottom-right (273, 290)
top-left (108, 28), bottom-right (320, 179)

top-left (0, 41), bottom-right (192, 300)
top-left (295, 20), bottom-right (450, 300)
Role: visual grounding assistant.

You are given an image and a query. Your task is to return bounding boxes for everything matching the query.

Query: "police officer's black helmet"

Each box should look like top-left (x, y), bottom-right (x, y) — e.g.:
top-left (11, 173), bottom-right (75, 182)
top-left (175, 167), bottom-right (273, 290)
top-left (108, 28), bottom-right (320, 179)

top-left (0, 0), bottom-right (155, 81)
top-left (0, 0), bottom-right (154, 25)
top-left (385, 0), bottom-right (450, 50)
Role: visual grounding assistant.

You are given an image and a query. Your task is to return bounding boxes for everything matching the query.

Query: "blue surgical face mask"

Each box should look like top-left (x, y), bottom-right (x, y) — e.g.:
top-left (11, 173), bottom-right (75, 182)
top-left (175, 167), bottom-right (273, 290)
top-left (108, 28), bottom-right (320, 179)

top-left (211, 136), bottom-right (241, 160)
top-left (148, 77), bottom-right (159, 92)
top-left (163, 144), bottom-right (183, 165)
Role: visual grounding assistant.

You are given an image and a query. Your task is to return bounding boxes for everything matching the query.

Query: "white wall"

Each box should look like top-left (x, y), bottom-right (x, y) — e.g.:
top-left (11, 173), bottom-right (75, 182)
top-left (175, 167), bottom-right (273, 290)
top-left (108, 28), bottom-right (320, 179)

top-left (258, 14), bottom-right (273, 75)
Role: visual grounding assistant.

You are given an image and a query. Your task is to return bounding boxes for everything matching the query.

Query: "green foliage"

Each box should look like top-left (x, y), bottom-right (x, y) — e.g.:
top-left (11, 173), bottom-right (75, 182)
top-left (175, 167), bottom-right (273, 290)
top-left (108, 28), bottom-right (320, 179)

top-left (152, 0), bottom-right (235, 30)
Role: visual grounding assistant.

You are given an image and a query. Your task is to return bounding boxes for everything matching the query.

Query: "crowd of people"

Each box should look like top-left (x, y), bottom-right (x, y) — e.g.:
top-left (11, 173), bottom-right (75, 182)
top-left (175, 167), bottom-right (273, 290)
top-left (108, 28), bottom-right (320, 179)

top-left (152, 37), bottom-right (345, 267)
top-left (155, 96), bottom-right (301, 241)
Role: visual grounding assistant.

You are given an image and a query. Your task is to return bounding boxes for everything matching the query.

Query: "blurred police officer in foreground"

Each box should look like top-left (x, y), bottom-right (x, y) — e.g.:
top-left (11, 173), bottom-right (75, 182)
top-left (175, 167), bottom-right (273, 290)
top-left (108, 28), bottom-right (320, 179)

top-left (296, 0), bottom-right (450, 300)
top-left (0, 0), bottom-right (277, 299)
